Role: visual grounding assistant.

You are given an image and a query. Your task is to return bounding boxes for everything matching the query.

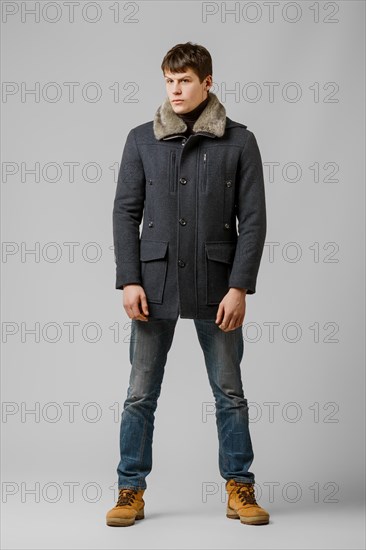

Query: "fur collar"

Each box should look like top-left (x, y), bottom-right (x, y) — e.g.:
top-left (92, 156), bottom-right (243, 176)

top-left (153, 91), bottom-right (227, 140)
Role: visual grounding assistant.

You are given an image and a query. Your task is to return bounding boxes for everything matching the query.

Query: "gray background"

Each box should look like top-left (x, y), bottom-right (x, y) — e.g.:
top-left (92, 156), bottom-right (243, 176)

top-left (1, 1), bottom-right (365, 549)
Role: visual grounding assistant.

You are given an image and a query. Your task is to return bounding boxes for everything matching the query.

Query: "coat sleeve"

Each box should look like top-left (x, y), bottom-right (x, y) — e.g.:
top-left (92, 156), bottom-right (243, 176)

top-left (228, 131), bottom-right (267, 294)
top-left (113, 128), bottom-right (145, 290)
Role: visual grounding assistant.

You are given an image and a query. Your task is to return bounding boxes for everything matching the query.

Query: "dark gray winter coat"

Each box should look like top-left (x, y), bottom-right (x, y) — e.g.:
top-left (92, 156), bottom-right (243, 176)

top-left (113, 91), bottom-right (267, 319)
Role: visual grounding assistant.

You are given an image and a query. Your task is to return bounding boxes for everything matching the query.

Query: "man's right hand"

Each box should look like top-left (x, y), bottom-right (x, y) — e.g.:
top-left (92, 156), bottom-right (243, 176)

top-left (122, 284), bottom-right (149, 321)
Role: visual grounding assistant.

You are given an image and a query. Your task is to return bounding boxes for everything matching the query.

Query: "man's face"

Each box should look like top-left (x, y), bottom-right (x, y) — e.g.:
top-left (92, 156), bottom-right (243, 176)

top-left (164, 67), bottom-right (212, 114)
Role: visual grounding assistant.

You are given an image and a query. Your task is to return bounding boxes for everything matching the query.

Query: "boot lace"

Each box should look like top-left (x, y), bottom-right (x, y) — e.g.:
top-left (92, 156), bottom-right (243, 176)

top-left (235, 483), bottom-right (257, 505)
top-left (116, 488), bottom-right (137, 507)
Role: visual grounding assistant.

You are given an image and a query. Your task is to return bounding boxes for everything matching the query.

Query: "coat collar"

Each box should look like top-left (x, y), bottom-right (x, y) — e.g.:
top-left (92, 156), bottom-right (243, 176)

top-left (153, 91), bottom-right (228, 140)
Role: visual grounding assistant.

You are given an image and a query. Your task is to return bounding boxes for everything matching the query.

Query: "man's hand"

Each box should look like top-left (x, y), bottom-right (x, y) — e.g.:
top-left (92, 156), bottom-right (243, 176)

top-left (215, 288), bottom-right (247, 332)
top-left (122, 284), bottom-right (149, 321)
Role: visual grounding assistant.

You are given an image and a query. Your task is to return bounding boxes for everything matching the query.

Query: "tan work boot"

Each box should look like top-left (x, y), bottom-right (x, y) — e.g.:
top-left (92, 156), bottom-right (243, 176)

top-left (225, 479), bottom-right (270, 525)
top-left (106, 487), bottom-right (145, 527)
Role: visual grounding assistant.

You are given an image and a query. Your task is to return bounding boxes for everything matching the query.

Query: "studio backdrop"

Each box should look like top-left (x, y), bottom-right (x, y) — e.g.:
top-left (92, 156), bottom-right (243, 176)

top-left (1, 1), bottom-right (365, 549)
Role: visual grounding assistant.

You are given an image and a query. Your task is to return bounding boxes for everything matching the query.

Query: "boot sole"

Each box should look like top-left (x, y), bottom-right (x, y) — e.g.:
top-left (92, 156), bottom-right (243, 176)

top-left (106, 510), bottom-right (144, 527)
top-left (226, 507), bottom-right (269, 525)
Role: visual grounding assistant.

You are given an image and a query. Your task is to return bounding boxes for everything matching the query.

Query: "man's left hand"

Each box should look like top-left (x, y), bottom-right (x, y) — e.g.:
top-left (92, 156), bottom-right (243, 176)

top-left (215, 288), bottom-right (247, 332)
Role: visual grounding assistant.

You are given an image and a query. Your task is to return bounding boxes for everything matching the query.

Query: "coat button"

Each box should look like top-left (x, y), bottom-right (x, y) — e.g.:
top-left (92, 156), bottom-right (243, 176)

top-left (181, 139), bottom-right (187, 146)
top-left (148, 179), bottom-right (153, 185)
top-left (224, 223), bottom-right (230, 229)
top-left (225, 180), bottom-right (232, 187)
top-left (178, 259), bottom-right (186, 267)
top-left (180, 177), bottom-right (187, 185)
top-left (148, 221), bottom-right (154, 228)
top-left (179, 217), bottom-right (187, 226)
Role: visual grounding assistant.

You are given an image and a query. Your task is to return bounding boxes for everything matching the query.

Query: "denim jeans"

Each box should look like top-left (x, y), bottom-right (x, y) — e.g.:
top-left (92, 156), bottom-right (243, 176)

top-left (117, 317), bottom-right (255, 490)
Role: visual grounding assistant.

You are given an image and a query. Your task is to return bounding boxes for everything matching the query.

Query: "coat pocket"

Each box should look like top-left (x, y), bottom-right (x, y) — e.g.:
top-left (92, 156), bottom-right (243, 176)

top-left (140, 240), bottom-right (169, 304)
top-left (200, 150), bottom-right (208, 193)
top-left (169, 150), bottom-right (178, 193)
top-left (205, 241), bottom-right (237, 305)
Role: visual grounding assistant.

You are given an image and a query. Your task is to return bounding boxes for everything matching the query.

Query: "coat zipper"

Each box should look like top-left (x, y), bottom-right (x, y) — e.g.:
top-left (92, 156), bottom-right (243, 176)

top-left (170, 151), bottom-right (177, 193)
top-left (201, 152), bottom-right (207, 193)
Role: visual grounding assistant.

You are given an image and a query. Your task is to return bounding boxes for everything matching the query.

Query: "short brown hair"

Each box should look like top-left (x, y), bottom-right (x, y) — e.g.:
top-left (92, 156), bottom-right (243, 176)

top-left (161, 42), bottom-right (212, 83)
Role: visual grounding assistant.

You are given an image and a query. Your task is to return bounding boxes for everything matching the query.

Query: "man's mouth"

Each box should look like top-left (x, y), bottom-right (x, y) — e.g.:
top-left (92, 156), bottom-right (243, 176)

top-left (172, 99), bottom-right (184, 103)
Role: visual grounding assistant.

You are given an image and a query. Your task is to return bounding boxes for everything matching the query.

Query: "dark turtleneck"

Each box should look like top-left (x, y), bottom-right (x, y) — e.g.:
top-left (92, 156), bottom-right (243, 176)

top-left (176, 95), bottom-right (210, 136)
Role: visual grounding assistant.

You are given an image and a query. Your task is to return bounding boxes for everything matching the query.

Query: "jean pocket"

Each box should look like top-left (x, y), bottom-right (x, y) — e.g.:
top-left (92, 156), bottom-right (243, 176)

top-left (140, 240), bottom-right (169, 304)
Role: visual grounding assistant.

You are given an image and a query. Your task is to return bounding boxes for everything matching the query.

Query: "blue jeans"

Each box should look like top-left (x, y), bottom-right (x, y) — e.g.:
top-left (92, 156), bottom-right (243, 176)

top-left (117, 318), bottom-right (255, 490)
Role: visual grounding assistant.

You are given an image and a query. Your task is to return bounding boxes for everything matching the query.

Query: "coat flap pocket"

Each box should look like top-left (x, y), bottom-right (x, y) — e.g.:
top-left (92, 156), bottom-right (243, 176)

top-left (205, 242), bottom-right (237, 264)
top-left (140, 240), bottom-right (168, 262)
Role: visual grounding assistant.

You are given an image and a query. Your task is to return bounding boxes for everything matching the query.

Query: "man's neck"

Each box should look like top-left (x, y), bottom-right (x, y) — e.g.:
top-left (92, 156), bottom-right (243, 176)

top-left (176, 95), bottom-right (210, 135)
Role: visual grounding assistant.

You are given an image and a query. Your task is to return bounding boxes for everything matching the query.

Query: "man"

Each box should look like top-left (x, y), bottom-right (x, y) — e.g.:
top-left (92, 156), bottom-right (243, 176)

top-left (106, 42), bottom-right (269, 527)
